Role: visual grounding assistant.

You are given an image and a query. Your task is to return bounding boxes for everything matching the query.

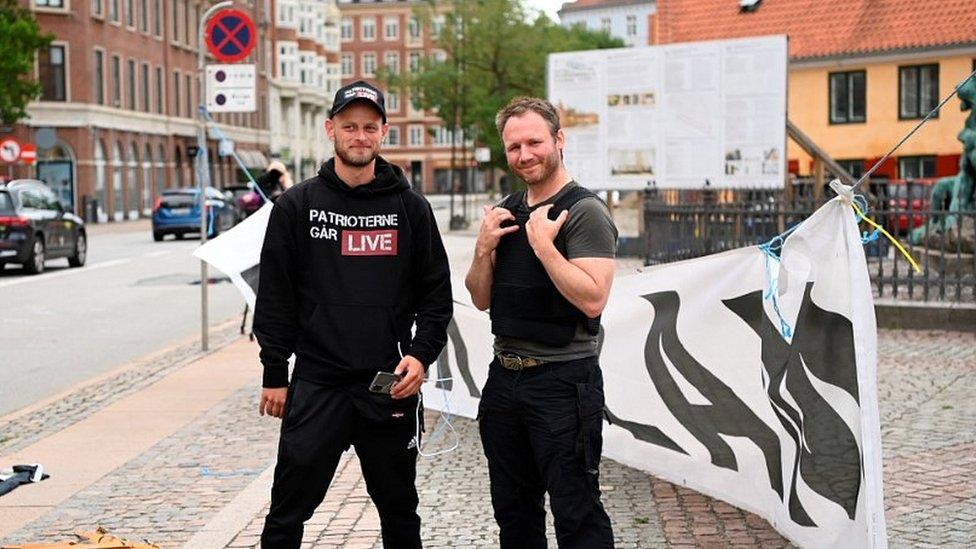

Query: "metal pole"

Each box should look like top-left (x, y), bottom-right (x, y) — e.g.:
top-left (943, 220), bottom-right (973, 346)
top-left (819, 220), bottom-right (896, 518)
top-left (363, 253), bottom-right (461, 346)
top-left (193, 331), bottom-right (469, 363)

top-left (198, 1), bottom-right (233, 351)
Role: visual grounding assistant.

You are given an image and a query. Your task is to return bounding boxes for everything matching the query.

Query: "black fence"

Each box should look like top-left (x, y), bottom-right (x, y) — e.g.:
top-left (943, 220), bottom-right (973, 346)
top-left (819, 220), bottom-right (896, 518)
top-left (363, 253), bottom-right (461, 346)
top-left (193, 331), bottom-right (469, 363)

top-left (642, 182), bottom-right (975, 303)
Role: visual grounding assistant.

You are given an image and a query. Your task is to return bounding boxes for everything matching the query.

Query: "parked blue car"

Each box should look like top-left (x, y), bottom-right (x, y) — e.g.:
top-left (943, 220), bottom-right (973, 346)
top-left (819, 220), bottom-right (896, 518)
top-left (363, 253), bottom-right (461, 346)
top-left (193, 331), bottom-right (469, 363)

top-left (151, 187), bottom-right (238, 241)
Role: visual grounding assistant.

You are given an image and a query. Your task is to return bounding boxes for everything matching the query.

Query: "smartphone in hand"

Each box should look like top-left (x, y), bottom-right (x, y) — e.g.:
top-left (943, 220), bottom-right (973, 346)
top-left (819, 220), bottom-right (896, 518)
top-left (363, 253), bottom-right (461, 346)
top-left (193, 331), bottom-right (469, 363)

top-left (369, 371), bottom-right (402, 395)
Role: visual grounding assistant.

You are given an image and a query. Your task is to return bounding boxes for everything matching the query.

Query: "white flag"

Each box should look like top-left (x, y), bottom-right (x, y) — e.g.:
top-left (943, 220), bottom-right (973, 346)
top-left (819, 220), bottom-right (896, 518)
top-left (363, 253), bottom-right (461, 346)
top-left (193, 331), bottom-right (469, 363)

top-left (192, 203), bottom-right (272, 310)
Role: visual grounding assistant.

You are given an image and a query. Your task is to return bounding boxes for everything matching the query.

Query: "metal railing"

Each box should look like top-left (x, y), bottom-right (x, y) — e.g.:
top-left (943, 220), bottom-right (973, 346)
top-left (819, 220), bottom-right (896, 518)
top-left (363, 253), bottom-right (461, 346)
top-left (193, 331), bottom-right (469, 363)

top-left (642, 183), bottom-right (975, 303)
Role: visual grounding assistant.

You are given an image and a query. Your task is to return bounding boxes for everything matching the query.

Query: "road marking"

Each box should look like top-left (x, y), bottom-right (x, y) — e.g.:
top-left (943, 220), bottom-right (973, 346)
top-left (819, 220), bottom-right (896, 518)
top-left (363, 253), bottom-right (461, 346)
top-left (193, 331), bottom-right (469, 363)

top-left (0, 258), bottom-right (131, 289)
top-left (144, 250), bottom-right (172, 258)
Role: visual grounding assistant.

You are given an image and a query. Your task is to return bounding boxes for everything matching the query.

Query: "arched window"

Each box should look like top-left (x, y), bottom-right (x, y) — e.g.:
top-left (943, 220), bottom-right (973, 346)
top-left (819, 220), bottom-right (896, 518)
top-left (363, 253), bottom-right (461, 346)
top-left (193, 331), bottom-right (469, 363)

top-left (36, 141), bottom-right (75, 210)
top-left (155, 144), bottom-right (166, 195)
top-left (127, 143), bottom-right (139, 219)
top-left (142, 143), bottom-right (153, 215)
top-left (93, 140), bottom-right (107, 222)
top-left (174, 146), bottom-right (184, 187)
top-left (112, 142), bottom-right (123, 221)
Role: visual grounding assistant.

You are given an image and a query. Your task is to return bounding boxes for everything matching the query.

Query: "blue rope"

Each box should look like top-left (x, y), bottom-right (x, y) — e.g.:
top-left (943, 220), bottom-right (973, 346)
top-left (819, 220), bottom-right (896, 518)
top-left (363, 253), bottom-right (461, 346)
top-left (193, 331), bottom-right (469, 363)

top-left (198, 106), bottom-right (268, 202)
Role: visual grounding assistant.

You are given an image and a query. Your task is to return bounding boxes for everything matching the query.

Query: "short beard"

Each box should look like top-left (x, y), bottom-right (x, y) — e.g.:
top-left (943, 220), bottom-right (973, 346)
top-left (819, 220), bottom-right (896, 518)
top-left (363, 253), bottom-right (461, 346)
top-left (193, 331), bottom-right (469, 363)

top-left (517, 147), bottom-right (561, 186)
top-left (334, 143), bottom-right (377, 168)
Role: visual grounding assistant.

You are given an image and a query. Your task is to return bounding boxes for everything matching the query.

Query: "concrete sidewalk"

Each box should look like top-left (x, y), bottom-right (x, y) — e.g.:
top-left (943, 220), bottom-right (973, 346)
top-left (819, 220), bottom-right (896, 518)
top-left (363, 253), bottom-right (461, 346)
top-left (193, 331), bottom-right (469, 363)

top-left (1, 325), bottom-right (973, 548)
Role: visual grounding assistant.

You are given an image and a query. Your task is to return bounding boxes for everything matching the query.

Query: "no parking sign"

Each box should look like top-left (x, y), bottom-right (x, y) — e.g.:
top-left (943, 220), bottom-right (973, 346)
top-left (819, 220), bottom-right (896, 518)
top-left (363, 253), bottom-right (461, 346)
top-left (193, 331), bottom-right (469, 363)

top-left (205, 9), bottom-right (256, 63)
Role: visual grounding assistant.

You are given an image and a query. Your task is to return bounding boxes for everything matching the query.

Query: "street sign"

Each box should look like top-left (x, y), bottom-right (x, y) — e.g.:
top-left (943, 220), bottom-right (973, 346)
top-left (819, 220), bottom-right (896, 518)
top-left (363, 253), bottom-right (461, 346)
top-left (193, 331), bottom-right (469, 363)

top-left (475, 147), bottom-right (491, 163)
top-left (0, 139), bottom-right (21, 163)
top-left (206, 64), bottom-right (256, 112)
top-left (20, 143), bottom-right (36, 165)
top-left (218, 138), bottom-right (235, 157)
top-left (205, 9), bottom-right (256, 63)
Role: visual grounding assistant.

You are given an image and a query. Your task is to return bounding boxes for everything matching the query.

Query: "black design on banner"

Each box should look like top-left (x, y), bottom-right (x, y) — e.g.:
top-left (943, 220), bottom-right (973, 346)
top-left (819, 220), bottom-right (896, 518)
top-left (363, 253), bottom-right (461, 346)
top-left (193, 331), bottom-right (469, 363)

top-left (241, 263), bottom-right (260, 295)
top-left (641, 291), bottom-right (785, 501)
top-left (433, 315), bottom-right (480, 397)
top-left (725, 283), bottom-right (862, 523)
top-left (597, 326), bottom-right (688, 454)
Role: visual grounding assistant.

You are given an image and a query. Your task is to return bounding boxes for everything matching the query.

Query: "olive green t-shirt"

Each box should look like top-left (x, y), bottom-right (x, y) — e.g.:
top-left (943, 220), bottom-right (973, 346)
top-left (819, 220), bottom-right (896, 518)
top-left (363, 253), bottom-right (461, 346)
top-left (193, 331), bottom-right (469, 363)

top-left (492, 181), bottom-right (618, 361)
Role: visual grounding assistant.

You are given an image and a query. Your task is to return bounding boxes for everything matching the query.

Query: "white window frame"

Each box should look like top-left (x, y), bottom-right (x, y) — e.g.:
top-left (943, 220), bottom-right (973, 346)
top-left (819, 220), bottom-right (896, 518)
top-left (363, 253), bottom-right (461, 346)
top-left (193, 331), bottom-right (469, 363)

top-left (362, 52), bottom-right (376, 77)
top-left (361, 17), bottom-right (376, 41)
top-left (384, 16), bottom-right (399, 41)
top-left (386, 125), bottom-right (400, 148)
top-left (341, 16), bottom-right (352, 42)
top-left (340, 53), bottom-right (353, 78)
top-left (408, 124), bottom-right (424, 147)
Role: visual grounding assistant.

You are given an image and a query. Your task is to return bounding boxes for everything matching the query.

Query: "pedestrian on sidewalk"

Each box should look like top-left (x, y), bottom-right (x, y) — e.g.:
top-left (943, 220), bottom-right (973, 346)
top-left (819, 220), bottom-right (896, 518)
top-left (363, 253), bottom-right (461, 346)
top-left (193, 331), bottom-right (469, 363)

top-left (253, 80), bottom-right (452, 549)
top-left (465, 96), bottom-right (618, 548)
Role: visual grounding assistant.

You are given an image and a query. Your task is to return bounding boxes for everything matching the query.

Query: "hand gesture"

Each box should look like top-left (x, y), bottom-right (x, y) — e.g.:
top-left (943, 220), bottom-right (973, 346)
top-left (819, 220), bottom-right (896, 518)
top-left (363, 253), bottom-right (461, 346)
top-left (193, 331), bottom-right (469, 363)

top-left (525, 204), bottom-right (568, 254)
top-left (391, 355), bottom-right (425, 399)
top-left (475, 205), bottom-right (519, 258)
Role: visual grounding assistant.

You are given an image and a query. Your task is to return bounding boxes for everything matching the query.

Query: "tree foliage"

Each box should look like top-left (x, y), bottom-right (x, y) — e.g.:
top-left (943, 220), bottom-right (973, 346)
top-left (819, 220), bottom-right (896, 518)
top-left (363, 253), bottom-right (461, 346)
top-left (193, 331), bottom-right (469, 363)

top-left (0, 0), bottom-right (52, 125)
top-left (380, 0), bottom-right (623, 170)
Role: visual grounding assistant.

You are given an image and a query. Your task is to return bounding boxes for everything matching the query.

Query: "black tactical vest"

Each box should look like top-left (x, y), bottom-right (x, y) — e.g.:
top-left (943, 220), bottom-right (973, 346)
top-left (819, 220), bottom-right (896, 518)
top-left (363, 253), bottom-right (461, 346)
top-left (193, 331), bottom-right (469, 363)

top-left (490, 185), bottom-right (602, 347)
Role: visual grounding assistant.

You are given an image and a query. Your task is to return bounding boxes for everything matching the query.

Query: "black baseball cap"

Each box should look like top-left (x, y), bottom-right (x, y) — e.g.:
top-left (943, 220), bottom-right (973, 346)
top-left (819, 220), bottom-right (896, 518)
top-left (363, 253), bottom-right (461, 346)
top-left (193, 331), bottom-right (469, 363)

top-left (330, 81), bottom-right (387, 123)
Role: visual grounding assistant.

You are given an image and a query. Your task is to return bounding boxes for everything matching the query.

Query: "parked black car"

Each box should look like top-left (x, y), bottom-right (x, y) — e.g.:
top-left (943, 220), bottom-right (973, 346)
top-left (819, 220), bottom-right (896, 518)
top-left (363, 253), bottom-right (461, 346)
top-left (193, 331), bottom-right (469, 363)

top-left (0, 179), bottom-right (87, 274)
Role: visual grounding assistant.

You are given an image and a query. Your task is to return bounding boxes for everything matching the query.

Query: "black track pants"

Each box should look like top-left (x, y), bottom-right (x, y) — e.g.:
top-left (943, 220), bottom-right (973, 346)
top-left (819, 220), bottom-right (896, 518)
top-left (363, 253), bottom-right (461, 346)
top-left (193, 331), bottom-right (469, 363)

top-left (478, 356), bottom-right (614, 549)
top-left (261, 378), bottom-right (421, 549)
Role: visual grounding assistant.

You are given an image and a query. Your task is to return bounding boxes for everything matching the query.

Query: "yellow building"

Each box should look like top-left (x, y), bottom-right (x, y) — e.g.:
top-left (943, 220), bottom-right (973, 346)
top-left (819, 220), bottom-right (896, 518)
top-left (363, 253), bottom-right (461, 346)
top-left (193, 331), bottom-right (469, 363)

top-left (653, 0), bottom-right (976, 180)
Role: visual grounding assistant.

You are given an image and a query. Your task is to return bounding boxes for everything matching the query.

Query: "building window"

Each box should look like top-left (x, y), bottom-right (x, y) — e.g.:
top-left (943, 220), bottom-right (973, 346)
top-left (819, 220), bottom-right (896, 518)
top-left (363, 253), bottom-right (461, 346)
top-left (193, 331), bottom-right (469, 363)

top-left (173, 70), bottom-right (180, 116)
top-left (341, 53), bottom-right (353, 77)
top-left (38, 45), bottom-right (66, 101)
top-left (36, 0), bottom-right (64, 7)
top-left (155, 67), bottom-right (164, 113)
top-left (93, 50), bottom-right (105, 104)
top-left (408, 125), bottom-right (424, 147)
top-left (109, 0), bottom-right (119, 22)
top-left (387, 91), bottom-right (399, 112)
top-left (409, 51), bottom-right (421, 73)
top-left (185, 73), bottom-right (192, 118)
top-left (899, 64), bottom-right (939, 119)
top-left (139, 0), bottom-right (148, 32)
top-left (898, 156), bottom-right (936, 179)
top-left (111, 55), bottom-right (121, 107)
top-left (835, 159), bottom-right (864, 179)
top-left (387, 126), bottom-right (400, 147)
top-left (92, 0), bottom-right (102, 16)
top-left (341, 17), bottom-right (352, 41)
top-left (153, 0), bottom-right (161, 36)
top-left (431, 15), bottom-right (445, 38)
top-left (384, 16), bottom-right (398, 40)
top-left (408, 16), bottom-right (421, 40)
top-left (141, 63), bottom-right (150, 112)
top-left (385, 52), bottom-right (400, 74)
top-left (829, 70), bottom-right (866, 124)
top-left (184, 0), bottom-right (192, 46)
top-left (361, 17), bottom-right (376, 41)
top-left (172, 1), bottom-right (180, 42)
top-left (601, 17), bottom-right (611, 33)
top-left (125, 0), bottom-right (134, 27)
top-left (626, 15), bottom-right (636, 36)
top-left (362, 53), bottom-right (376, 77)
top-left (127, 59), bottom-right (136, 109)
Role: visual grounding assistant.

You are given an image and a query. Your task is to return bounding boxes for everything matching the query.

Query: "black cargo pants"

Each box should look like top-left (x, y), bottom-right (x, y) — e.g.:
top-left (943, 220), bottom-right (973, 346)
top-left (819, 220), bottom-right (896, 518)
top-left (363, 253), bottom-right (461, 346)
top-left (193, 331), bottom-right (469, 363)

top-left (261, 378), bottom-right (422, 548)
top-left (478, 355), bottom-right (614, 549)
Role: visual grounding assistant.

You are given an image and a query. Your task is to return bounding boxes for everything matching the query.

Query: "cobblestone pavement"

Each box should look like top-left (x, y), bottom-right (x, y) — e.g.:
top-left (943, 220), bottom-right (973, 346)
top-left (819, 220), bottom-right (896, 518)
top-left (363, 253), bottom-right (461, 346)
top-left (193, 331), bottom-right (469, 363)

top-left (2, 328), bottom-right (973, 548)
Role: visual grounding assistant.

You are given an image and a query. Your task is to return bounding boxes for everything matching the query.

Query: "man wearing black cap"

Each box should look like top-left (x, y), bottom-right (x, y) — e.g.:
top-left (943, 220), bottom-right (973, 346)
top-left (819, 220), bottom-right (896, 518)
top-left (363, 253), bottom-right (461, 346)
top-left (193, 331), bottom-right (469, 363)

top-left (254, 80), bottom-right (452, 548)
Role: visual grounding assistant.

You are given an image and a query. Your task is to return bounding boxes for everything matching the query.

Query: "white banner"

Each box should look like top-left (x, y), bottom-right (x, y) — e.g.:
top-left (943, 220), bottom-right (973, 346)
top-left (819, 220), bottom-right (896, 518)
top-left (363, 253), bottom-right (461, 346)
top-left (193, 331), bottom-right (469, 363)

top-left (424, 198), bottom-right (886, 548)
top-left (192, 202), bottom-right (271, 310)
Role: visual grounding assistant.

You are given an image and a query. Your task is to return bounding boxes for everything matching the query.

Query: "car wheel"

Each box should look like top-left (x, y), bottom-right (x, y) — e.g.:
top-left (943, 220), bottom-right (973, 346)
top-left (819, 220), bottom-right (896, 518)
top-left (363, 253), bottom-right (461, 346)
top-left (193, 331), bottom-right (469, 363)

top-left (153, 231), bottom-right (164, 242)
top-left (68, 232), bottom-right (87, 267)
top-left (175, 232), bottom-right (184, 240)
top-left (24, 236), bottom-right (45, 275)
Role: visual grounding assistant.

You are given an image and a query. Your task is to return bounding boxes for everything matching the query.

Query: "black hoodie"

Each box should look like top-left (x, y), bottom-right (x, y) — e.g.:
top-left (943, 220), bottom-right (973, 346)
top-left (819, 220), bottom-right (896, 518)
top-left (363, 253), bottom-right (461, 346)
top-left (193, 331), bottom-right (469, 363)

top-left (253, 156), bottom-right (452, 388)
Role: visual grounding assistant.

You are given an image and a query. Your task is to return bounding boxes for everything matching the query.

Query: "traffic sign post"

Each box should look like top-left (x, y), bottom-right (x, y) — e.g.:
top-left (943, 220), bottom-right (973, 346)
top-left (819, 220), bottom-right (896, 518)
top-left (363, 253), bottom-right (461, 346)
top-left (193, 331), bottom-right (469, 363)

top-left (205, 9), bottom-right (256, 63)
top-left (206, 64), bottom-right (256, 112)
top-left (20, 144), bottom-right (37, 165)
top-left (0, 139), bottom-right (21, 163)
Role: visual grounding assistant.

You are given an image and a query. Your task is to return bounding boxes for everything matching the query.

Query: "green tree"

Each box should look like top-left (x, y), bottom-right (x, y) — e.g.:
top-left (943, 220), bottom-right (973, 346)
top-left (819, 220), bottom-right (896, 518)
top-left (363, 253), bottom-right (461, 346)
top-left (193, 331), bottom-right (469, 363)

top-left (0, 0), bottom-right (52, 125)
top-left (380, 0), bottom-right (622, 173)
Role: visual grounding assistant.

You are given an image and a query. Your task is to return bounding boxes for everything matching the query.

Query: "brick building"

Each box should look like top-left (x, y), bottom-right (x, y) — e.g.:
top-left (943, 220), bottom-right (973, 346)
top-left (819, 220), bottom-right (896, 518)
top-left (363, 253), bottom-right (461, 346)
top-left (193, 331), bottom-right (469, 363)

top-left (8, 0), bottom-right (273, 222)
top-left (338, 0), bottom-right (470, 194)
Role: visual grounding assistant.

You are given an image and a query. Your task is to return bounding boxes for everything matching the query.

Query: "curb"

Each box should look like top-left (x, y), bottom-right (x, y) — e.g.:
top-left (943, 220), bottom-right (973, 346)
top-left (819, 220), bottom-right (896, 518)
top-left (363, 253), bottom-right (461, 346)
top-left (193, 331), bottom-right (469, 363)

top-left (875, 300), bottom-right (976, 332)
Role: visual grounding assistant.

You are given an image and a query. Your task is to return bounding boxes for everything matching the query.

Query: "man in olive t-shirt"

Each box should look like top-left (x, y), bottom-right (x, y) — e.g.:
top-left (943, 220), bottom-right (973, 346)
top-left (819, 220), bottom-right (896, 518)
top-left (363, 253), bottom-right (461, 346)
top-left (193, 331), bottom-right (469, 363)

top-left (465, 96), bottom-right (618, 549)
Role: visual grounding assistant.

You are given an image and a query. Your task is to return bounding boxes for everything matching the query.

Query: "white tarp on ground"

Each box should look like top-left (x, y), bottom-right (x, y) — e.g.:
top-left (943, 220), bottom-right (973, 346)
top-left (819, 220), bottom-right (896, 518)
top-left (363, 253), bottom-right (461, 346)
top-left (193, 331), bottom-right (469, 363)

top-left (195, 197), bottom-right (887, 548)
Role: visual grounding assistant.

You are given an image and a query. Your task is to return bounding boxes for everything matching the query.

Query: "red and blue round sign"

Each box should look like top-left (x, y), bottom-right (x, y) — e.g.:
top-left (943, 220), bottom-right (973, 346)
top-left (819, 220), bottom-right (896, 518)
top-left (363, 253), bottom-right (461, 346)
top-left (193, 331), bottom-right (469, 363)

top-left (205, 9), bottom-right (256, 63)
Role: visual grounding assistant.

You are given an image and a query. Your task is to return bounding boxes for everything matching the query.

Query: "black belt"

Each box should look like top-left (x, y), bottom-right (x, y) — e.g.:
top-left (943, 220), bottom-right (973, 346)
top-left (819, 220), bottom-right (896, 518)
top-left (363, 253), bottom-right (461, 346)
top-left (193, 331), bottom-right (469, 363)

top-left (497, 353), bottom-right (546, 370)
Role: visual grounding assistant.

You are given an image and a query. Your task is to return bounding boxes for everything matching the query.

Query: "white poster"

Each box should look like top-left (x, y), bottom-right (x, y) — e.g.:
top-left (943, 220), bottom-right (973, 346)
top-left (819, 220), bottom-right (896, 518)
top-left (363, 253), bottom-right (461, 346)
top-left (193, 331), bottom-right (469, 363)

top-left (547, 35), bottom-right (788, 189)
top-left (424, 197), bottom-right (887, 548)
